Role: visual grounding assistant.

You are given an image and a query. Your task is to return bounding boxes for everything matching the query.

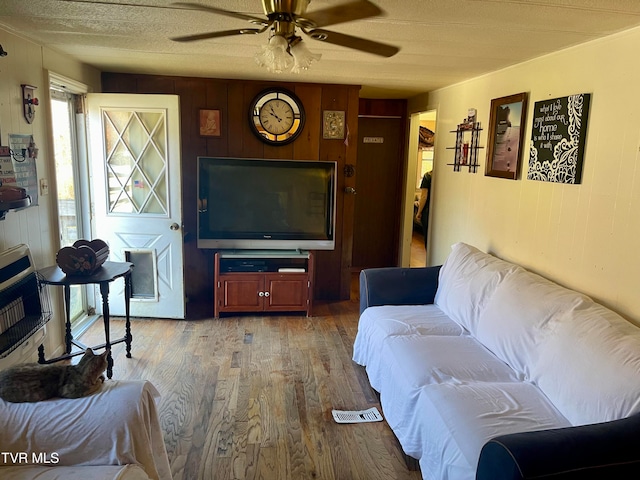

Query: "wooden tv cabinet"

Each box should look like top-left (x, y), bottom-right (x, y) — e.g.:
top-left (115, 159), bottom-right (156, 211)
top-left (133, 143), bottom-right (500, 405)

top-left (214, 250), bottom-right (314, 318)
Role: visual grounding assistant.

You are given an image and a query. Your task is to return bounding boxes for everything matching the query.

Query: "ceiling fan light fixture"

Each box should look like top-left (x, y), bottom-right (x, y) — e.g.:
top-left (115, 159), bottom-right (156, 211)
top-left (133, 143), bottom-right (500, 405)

top-left (255, 34), bottom-right (293, 73)
top-left (290, 39), bottom-right (321, 73)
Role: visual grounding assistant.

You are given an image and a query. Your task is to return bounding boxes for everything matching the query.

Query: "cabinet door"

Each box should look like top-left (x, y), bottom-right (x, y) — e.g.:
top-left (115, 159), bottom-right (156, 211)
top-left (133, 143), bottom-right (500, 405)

top-left (264, 274), bottom-right (309, 312)
top-left (218, 274), bottom-right (264, 312)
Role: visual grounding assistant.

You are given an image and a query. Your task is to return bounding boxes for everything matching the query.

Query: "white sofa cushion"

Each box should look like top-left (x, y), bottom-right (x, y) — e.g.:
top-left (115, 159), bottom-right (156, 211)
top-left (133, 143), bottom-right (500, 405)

top-left (434, 243), bottom-right (520, 336)
top-left (531, 302), bottom-right (640, 426)
top-left (475, 268), bottom-right (590, 379)
top-left (353, 305), bottom-right (463, 391)
top-left (378, 335), bottom-right (522, 456)
top-left (415, 382), bottom-right (570, 480)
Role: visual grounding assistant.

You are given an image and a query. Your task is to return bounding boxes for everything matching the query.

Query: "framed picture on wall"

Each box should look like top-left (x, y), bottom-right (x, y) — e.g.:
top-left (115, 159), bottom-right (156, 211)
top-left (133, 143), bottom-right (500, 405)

top-left (485, 92), bottom-right (528, 180)
top-left (323, 110), bottom-right (345, 139)
top-left (527, 93), bottom-right (591, 184)
top-left (199, 109), bottom-right (221, 137)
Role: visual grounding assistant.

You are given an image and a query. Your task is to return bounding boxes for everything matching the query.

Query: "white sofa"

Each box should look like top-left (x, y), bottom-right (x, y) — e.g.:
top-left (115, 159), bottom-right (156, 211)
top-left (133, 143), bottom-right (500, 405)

top-left (0, 380), bottom-right (172, 480)
top-left (354, 242), bottom-right (640, 480)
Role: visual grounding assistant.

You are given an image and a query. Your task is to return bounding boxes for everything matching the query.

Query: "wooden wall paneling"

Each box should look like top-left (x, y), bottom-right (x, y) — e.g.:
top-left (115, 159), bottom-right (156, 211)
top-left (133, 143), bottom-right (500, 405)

top-left (100, 72), bottom-right (137, 93)
top-left (175, 77), bottom-right (207, 230)
top-left (358, 98), bottom-right (406, 118)
top-left (100, 73), bottom-right (362, 311)
top-left (315, 85), bottom-right (352, 300)
top-left (293, 84), bottom-right (321, 161)
top-left (175, 78), bottom-right (211, 312)
top-left (226, 82), bottom-right (246, 159)
top-left (340, 86), bottom-right (360, 298)
top-left (203, 79), bottom-right (229, 158)
top-left (264, 139), bottom-right (294, 160)
top-left (135, 75), bottom-right (176, 94)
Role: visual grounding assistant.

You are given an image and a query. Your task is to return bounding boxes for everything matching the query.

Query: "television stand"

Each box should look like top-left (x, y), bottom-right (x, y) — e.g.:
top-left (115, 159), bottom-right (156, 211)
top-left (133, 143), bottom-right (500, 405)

top-left (213, 250), bottom-right (314, 318)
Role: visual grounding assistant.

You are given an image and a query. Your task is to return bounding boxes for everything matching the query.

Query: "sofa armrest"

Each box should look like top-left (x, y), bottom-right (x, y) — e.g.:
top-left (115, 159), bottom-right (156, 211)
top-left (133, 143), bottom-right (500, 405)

top-left (476, 413), bottom-right (640, 480)
top-left (359, 266), bottom-right (441, 314)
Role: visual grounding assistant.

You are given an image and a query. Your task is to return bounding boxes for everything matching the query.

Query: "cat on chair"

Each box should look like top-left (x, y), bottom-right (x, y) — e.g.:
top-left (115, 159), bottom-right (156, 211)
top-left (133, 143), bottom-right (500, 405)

top-left (0, 348), bottom-right (109, 403)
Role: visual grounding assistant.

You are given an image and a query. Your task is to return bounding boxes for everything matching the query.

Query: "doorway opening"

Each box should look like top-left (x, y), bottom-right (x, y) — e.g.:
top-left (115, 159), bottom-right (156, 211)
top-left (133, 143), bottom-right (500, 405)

top-left (49, 73), bottom-right (96, 335)
top-left (406, 110), bottom-right (436, 268)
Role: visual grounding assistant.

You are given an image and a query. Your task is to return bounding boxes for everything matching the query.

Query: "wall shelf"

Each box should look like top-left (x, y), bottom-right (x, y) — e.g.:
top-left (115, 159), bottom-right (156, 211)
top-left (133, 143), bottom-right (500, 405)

top-left (0, 197), bottom-right (31, 220)
top-left (447, 123), bottom-right (483, 173)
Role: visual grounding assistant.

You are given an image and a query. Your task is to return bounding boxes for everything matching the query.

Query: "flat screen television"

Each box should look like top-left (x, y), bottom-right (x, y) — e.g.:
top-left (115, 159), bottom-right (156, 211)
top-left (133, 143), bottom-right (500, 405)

top-left (197, 157), bottom-right (336, 250)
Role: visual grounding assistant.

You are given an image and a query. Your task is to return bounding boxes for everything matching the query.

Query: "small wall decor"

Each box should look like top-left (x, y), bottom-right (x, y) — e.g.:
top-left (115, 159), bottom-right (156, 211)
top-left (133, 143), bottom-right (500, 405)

top-left (21, 85), bottom-right (39, 124)
top-left (485, 92), bottom-right (528, 180)
top-left (199, 109), bottom-right (221, 137)
top-left (323, 110), bottom-right (345, 139)
top-left (527, 93), bottom-right (591, 184)
top-left (7, 134), bottom-right (38, 206)
top-left (447, 109), bottom-right (483, 173)
top-left (0, 145), bottom-right (31, 219)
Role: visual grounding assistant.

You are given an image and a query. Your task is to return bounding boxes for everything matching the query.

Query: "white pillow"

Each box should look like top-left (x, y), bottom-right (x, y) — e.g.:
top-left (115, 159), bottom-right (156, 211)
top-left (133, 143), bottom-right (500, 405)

top-left (434, 242), bottom-right (519, 335)
top-left (531, 303), bottom-right (640, 426)
top-left (475, 268), bottom-right (590, 378)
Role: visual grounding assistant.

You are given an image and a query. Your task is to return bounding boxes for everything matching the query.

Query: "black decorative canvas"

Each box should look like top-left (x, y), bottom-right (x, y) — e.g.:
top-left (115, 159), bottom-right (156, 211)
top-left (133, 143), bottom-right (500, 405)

top-left (528, 93), bottom-right (591, 184)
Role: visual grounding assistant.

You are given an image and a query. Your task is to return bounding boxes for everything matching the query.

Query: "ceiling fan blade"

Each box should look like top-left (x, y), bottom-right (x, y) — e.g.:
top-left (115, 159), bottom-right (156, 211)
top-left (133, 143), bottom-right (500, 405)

top-left (300, 0), bottom-right (383, 28)
top-left (171, 29), bottom-right (261, 42)
top-left (172, 2), bottom-right (269, 26)
top-left (307, 29), bottom-right (399, 57)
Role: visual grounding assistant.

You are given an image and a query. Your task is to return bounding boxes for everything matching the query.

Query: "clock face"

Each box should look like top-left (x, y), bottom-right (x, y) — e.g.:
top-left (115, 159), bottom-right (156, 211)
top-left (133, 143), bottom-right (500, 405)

top-left (260, 99), bottom-right (294, 135)
top-left (249, 88), bottom-right (305, 145)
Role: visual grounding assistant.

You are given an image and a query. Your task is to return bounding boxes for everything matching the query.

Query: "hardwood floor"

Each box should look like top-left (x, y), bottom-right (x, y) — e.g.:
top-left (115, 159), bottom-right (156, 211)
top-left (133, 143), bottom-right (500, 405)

top-left (410, 229), bottom-right (427, 267)
top-left (79, 290), bottom-right (422, 480)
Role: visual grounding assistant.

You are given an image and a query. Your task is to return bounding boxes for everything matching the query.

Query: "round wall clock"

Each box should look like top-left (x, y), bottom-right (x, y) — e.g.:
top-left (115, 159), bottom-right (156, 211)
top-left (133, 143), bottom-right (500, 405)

top-left (249, 88), bottom-right (305, 145)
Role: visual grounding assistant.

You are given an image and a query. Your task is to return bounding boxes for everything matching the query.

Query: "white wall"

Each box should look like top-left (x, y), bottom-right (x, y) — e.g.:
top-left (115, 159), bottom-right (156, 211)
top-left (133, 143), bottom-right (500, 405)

top-left (409, 26), bottom-right (640, 324)
top-left (0, 28), bottom-right (100, 361)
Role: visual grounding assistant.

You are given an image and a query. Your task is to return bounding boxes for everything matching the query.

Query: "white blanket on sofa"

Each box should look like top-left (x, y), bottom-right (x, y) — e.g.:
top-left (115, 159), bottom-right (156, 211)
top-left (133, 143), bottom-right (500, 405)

top-left (354, 242), bottom-right (640, 480)
top-left (1, 465), bottom-right (151, 480)
top-left (0, 380), bottom-right (171, 480)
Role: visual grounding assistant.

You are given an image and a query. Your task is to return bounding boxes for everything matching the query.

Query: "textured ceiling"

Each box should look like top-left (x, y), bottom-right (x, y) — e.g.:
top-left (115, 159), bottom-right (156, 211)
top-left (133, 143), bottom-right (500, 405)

top-left (1, 0), bottom-right (640, 98)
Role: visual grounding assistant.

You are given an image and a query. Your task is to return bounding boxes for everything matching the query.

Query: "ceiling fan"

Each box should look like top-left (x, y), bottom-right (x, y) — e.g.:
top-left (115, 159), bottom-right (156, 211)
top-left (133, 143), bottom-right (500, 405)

top-left (171, 0), bottom-right (399, 72)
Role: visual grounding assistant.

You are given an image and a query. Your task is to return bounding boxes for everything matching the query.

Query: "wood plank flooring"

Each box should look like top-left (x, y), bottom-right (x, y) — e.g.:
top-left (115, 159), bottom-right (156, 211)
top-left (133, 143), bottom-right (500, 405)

top-left (410, 229), bottom-right (427, 267)
top-left (79, 291), bottom-right (422, 480)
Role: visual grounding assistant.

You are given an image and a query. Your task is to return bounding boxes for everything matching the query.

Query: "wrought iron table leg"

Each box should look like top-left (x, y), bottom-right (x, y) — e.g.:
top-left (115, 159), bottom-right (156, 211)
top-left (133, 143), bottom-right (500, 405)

top-left (64, 285), bottom-right (72, 354)
top-left (38, 344), bottom-right (45, 364)
top-left (99, 281), bottom-right (113, 379)
top-left (124, 272), bottom-right (132, 358)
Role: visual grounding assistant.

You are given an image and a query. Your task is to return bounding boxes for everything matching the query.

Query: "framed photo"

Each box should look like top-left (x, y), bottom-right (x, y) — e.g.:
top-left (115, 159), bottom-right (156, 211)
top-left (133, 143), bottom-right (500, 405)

top-left (323, 110), bottom-right (345, 139)
top-left (485, 92), bottom-right (528, 180)
top-left (199, 109), bottom-right (221, 137)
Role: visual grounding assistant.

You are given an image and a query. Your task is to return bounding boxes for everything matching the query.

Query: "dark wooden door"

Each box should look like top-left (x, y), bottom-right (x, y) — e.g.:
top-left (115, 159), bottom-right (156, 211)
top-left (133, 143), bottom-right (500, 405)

top-left (352, 116), bottom-right (405, 269)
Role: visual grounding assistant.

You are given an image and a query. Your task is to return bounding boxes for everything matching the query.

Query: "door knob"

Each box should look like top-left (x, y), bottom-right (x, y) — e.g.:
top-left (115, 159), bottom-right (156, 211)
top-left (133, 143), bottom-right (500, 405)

top-left (344, 187), bottom-right (356, 194)
top-left (170, 222), bottom-right (180, 231)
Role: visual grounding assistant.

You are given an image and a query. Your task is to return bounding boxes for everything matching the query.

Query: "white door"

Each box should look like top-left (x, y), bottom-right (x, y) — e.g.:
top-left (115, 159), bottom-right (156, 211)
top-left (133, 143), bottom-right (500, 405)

top-left (86, 94), bottom-right (185, 319)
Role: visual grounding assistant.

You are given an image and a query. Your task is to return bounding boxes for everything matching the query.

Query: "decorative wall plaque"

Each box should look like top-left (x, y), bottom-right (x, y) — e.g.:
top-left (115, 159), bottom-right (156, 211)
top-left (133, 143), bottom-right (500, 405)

top-left (323, 110), bottom-right (345, 139)
top-left (528, 93), bottom-right (591, 184)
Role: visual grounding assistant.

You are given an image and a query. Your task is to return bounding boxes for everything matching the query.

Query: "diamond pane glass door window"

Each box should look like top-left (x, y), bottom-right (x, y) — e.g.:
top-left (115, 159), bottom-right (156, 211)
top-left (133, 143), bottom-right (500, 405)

top-left (103, 110), bottom-right (168, 215)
